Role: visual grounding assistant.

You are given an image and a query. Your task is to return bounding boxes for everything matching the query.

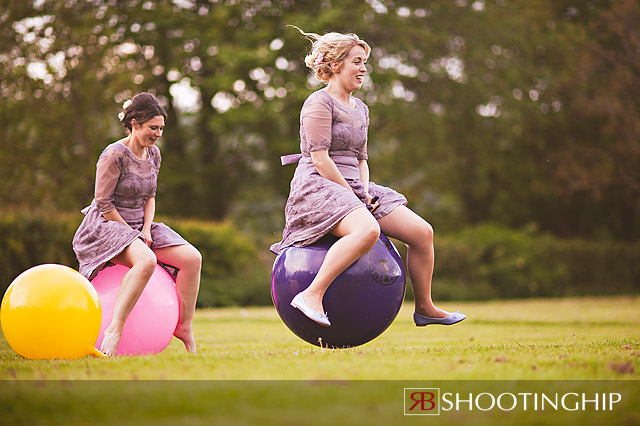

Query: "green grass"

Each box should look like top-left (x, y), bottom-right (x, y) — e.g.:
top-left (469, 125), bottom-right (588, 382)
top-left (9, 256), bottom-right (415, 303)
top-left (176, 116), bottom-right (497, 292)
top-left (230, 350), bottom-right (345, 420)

top-left (1, 296), bottom-right (639, 425)
top-left (2, 296), bottom-right (638, 380)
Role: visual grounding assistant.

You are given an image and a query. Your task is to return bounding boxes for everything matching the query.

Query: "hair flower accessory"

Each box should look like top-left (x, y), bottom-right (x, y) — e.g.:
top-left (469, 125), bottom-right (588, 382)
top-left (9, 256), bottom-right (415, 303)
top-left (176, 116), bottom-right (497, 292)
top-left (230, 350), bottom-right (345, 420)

top-left (314, 52), bottom-right (324, 67)
top-left (122, 99), bottom-right (132, 110)
top-left (118, 111), bottom-right (125, 121)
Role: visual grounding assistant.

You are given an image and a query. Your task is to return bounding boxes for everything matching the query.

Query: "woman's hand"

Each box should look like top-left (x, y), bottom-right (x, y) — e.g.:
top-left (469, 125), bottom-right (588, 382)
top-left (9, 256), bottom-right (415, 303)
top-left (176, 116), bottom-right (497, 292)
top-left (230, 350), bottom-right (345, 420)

top-left (142, 227), bottom-right (153, 247)
top-left (366, 194), bottom-right (380, 213)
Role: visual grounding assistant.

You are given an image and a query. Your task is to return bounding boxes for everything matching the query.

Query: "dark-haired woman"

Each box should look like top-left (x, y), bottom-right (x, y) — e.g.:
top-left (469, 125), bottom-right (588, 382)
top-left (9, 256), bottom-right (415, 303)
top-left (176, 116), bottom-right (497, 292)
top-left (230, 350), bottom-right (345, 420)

top-left (73, 92), bottom-right (201, 356)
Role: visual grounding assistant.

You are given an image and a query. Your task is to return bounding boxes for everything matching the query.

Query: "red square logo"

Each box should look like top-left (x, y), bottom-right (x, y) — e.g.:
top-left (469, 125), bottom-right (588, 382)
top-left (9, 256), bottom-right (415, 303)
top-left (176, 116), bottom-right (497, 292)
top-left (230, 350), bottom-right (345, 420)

top-left (404, 388), bottom-right (440, 415)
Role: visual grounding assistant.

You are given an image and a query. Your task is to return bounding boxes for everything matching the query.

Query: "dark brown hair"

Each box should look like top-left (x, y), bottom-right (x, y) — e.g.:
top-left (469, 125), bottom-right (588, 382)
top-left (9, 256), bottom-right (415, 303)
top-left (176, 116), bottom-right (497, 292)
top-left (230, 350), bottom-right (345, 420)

top-left (121, 92), bottom-right (167, 132)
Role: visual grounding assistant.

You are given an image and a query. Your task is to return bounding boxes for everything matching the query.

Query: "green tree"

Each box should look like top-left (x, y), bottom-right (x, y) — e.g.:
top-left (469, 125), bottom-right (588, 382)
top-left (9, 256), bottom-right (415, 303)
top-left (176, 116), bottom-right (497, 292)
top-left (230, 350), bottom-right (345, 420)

top-left (1, 0), bottom-right (638, 241)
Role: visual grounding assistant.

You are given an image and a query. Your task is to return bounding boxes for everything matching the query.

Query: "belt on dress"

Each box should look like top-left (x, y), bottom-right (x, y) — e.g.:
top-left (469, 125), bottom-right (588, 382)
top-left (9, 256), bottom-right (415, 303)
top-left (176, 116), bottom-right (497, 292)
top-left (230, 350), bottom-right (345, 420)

top-left (280, 154), bottom-right (360, 180)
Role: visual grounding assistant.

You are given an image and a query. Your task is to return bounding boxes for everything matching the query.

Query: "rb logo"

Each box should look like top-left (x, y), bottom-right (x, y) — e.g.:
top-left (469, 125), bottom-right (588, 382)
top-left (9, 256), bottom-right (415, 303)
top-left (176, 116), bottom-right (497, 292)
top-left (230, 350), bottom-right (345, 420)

top-left (404, 388), bottom-right (440, 415)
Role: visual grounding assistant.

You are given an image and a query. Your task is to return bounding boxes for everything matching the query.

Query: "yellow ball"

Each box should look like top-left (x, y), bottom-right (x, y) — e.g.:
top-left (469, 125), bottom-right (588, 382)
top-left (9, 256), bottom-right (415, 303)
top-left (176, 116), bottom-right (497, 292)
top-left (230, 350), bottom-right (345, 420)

top-left (1, 264), bottom-right (103, 359)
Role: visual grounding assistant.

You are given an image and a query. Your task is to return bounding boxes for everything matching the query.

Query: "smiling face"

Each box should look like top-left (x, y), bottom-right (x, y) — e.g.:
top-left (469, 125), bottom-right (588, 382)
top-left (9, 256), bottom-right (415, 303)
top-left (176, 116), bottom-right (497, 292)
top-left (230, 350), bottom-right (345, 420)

top-left (131, 115), bottom-right (165, 147)
top-left (331, 44), bottom-right (368, 93)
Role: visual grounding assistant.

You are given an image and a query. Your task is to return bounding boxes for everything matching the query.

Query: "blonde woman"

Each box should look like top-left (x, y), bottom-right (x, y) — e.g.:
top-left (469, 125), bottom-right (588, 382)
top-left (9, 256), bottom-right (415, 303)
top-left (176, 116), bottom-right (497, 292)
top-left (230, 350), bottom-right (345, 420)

top-left (73, 93), bottom-right (202, 356)
top-left (271, 28), bottom-right (465, 328)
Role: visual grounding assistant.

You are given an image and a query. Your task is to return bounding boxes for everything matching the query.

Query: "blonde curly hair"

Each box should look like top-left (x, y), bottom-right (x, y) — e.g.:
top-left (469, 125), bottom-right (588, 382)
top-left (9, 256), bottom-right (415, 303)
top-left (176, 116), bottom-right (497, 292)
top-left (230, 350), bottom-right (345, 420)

top-left (289, 25), bottom-right (371, 82)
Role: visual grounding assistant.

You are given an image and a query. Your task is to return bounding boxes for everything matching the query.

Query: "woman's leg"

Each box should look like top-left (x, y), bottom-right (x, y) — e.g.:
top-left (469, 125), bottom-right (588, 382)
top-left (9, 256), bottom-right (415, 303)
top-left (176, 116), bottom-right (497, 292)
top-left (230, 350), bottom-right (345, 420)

top-left (154, 244), bottom-right (202, 353)
top-left (299, 207), bottom-right (380, 315)
top-left (377, 205), bottom-right (450, 318)
top-left (102, 238), bottom-right (158, 356)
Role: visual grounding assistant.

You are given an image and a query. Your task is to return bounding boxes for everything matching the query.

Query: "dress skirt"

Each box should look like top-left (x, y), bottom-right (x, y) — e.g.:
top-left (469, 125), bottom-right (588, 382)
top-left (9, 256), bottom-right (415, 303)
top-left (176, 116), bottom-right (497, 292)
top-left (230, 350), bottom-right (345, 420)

top-left (72, 201), bottom-right (188, 280)
top-left (270, 155), bottom-right (407, 254)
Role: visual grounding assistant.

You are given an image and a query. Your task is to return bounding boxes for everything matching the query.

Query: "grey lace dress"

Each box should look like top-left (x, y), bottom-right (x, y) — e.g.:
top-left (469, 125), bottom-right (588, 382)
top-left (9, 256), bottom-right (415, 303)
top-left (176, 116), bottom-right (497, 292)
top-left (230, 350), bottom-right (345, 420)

top-left (72, 141), bottom-right (188, 279)
top-left (270, 90), bottom-right (407, 254)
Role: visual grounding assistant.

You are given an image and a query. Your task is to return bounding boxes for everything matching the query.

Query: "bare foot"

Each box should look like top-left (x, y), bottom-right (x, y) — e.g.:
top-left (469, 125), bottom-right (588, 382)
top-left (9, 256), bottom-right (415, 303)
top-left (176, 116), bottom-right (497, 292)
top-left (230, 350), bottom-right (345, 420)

top-left (415, 306), bottom-right (451, 319)
top-left (100, 327), bottom-right (122, 356)
top-left (174, 322), bottom-right (197, 354)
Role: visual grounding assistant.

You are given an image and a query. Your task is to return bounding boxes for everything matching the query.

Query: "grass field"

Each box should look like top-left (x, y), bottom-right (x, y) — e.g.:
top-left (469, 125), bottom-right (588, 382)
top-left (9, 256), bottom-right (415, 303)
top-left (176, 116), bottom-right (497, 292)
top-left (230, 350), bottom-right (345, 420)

top-left (1, 296), bottom-right (639, 425)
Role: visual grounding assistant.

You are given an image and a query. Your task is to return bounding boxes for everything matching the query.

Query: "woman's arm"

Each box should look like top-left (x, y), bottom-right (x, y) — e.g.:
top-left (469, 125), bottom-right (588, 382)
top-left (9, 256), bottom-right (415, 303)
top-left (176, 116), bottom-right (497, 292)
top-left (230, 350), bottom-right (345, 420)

top-left (95, 146), bottom-right (135, 228)
top-left (141, 197), bottom-right (155, 247)
top-left (102, 209), bottom-right (130, 227)
top-left (358, 159), bottom-right (379, 211)
top-left (310, 150), bottom-right (353, 191)
top-left (358, 159), bottom-right (370, 195)
top-left (302, 99), bottom-right (355, 192)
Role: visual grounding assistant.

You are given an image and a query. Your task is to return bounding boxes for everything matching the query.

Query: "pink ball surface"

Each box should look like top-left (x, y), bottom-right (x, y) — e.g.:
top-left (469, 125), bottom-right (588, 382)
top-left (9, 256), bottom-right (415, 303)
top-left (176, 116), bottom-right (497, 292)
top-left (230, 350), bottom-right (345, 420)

top-left (91, 263), bottom-right (179, 356)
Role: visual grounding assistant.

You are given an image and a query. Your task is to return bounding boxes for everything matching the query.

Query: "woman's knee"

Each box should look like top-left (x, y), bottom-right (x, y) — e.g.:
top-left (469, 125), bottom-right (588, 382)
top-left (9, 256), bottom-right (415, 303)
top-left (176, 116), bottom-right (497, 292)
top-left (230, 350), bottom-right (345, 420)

top-left (412, 221), bottom-right (434, 247)
top-left (157, 244), bottom-right (202, 272)
top-left (116, 239), bottom-right (157, 273)
top-left (358, 218), bottom-right (380, 248)
top-left (134, 250), bottom-right (157, 275)
top-left (185, 245), bottom-right (202, 271)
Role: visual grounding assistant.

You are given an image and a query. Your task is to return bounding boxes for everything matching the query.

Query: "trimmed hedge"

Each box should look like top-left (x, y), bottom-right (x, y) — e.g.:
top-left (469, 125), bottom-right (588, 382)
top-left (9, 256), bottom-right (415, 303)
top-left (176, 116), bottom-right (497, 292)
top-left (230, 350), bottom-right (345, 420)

top-left (0, 212), bottom-right (267, 308)
top-left (1, 215), bottom-right (638, 307)
top-left (430, 224), bottom-right (640, 301)
top-left (0, 212), bottom-right (79, 294)
top-left (169, 219), bottom-right (272, 307)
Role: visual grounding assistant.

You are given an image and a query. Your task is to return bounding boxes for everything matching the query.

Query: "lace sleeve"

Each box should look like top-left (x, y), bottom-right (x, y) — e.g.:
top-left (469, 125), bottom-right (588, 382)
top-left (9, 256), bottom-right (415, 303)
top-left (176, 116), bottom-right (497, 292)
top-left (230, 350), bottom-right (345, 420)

top-left (94, 145), bottom-right (122, 213)
top-left (301, 97), bottom-right (332, 152)
top-left (358, 141), bottom-right (368, 161)
top-left (149, 145), bottom-right (161, 198)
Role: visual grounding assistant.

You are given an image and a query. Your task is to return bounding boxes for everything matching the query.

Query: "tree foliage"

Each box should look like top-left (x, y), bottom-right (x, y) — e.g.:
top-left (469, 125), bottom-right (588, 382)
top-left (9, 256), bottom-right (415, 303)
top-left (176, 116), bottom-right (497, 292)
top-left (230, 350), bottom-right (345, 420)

top-left (1, 0), bottom-right (638, 240)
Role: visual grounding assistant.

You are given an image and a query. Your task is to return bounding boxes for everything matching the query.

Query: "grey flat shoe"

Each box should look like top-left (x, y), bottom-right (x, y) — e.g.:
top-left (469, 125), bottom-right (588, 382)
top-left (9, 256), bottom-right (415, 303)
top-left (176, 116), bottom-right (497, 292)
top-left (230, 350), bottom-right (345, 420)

top-left (291, 292), bottom-right (331, 327)
top-left (414, 311), bottom-right (466, 327)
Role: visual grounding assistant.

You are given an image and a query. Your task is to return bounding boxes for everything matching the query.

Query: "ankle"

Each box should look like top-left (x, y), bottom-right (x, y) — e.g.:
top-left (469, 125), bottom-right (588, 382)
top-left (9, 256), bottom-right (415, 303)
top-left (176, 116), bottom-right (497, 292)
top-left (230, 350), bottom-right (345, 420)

top-left (105, 322), bottom-right (124, 334)
top-left (414, 302), bottom-right (435, 314)
top-left (302, 288), bottom-right (324, 301)
top-left (175, 322), bottom-right (192, 332)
